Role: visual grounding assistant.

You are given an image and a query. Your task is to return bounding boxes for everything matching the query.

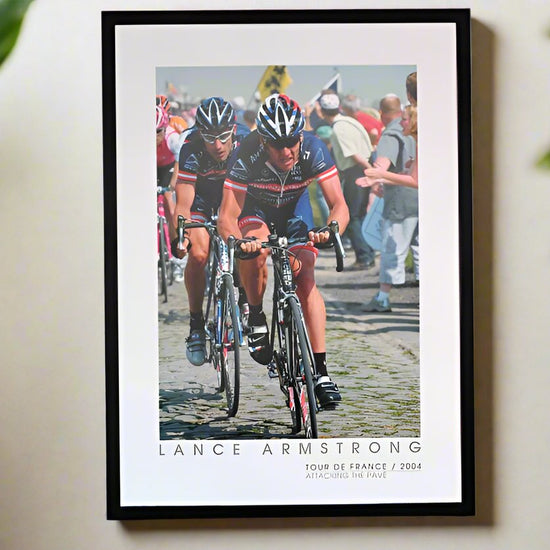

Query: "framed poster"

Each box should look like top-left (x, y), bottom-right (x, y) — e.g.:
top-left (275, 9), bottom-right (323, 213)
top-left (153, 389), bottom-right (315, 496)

top-left (103, 8), bottom-right (474, 519)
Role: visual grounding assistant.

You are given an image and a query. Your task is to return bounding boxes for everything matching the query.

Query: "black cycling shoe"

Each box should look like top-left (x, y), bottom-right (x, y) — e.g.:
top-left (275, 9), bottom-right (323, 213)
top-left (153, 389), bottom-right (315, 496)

top-left (315, 376), bottom-right (342, 408)
top-left (247, 312), bottom-right (272, 365)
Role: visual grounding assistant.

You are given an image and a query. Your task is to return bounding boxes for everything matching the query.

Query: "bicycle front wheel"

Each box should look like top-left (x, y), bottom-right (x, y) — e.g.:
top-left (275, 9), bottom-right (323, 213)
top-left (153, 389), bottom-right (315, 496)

top-left (220, 275), bottom-right (241, 417)
top-left (288, 296), bottom-right (318, 439)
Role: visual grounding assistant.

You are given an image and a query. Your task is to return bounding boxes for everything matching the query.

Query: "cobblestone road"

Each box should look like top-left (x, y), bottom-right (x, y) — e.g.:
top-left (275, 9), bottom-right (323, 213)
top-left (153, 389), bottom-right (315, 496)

top-left (159, 251), bottom-right (420, 440)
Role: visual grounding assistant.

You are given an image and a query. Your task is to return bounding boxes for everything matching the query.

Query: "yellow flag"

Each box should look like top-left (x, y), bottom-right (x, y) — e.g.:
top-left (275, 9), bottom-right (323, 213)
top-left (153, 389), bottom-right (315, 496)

top-left (256, 66), bottom-right (292, 101)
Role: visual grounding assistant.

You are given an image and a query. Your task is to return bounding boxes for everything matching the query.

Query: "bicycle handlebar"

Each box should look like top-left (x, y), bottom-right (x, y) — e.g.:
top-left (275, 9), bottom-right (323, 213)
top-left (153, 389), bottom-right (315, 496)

top-left (234, 222), bottom-right (346, 273)
top-left (176, 214), bottom-right (345, 273)
top-left (328, 220), bottom-right (345, 273)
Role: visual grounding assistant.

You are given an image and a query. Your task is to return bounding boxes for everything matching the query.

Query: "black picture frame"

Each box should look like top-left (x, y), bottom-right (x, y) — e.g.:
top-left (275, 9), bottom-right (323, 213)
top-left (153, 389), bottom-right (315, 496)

top-left (103, 8), bottom-right (474, 520)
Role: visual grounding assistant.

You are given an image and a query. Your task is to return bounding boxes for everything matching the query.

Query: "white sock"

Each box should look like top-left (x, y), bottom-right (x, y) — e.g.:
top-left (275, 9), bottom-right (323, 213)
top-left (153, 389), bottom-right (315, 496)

top-left (377, 290), bottom-right (389, 301)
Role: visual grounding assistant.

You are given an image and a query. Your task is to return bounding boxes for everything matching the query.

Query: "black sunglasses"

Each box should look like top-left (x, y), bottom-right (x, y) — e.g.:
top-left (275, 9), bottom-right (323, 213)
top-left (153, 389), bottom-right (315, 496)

top-left (265, 135), bottom-right (301, 150)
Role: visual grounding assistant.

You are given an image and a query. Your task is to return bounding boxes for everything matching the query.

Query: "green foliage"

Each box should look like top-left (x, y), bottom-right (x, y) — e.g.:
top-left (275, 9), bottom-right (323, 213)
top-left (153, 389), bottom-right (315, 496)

top-left (537, 150), bottom-right (550, 170)
top-left (0, 0), bottom-right (33, 66)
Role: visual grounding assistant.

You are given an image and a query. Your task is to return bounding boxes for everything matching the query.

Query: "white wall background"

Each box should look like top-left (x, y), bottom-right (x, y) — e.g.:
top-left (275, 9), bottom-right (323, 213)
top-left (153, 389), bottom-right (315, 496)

top-left (1, 0), bottom-right (549, 548)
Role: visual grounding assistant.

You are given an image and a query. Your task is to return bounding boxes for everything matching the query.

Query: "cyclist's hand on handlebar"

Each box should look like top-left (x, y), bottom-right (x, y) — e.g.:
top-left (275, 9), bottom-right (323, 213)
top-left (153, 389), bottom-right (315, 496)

top-left (234, 237), bottom-right (262, 260)
top-left (307, 229), bottom-right (331, 247)
top-left (237, 237), bottom-right (262, 254)
top-left (171, 236), bottom-right (191, 258)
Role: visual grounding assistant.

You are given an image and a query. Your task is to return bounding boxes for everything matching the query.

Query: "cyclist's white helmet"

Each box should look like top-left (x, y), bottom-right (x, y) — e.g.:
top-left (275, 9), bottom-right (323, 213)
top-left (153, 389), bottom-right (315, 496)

top-left (256, 94), bottom-right (305, 141)
top-left (195, 97), bottom-right (235, 133)
top-left (156, 105), bottom-right (169, 130)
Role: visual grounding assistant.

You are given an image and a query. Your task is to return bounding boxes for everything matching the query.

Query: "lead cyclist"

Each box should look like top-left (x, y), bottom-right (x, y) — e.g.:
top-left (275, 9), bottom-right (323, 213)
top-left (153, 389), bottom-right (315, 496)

top-left (217, 93), bottom-right (350, 408)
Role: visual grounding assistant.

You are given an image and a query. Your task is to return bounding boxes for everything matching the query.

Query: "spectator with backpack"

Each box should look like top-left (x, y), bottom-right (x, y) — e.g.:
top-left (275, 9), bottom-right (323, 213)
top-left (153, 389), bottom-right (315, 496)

top-left (360, 95), bottom-right (418, 312)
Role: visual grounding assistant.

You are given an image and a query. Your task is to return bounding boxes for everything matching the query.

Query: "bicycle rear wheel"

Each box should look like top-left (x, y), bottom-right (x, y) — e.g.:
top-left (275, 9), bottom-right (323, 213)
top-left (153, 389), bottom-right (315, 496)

top-left (220, 275), bottom-right (240, 417)
top-left (158, 221), bottom-right (168, 303)
top-left (288, 297), bottom-right (318, 438)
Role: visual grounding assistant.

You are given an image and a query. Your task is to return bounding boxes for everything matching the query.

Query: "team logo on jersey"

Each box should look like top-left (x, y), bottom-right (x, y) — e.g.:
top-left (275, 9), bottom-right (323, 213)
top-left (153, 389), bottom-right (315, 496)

top-left (231, 158), bottom-right (249, 177)
top-left (291, 164), bottom-right (301, 177)
top-left (249, 150), bottom-right (261, 164)
top-left (183, 154), bottom-right (200, 172)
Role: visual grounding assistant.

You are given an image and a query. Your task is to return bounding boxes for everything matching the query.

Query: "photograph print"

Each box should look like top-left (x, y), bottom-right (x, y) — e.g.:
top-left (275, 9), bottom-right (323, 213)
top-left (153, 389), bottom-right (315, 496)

top-left (156, 64), bottom-right (420, 442)
top-left (104, 9), bottom-right (473, 518)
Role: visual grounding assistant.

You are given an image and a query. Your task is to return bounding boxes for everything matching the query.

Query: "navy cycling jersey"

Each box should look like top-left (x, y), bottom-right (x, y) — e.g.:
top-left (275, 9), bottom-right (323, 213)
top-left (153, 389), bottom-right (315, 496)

top-left (176, 123), bottom-right (250, 208)
top-left (224, 131), bottom-right (338, 209)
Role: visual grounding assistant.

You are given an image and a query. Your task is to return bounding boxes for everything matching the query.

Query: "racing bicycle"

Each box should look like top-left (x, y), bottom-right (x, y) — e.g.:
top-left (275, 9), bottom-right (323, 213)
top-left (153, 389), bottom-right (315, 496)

top-left (177, 215), bottom-right (244, 417)
top-left (237, 221), bottom-right (345, 438)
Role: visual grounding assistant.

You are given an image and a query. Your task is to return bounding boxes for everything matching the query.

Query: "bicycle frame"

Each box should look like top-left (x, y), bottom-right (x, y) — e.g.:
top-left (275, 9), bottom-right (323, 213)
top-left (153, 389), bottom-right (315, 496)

top-left (266, 235), bottom-right (318, 431)
top-left (203, 228), bottom-right (244, 357)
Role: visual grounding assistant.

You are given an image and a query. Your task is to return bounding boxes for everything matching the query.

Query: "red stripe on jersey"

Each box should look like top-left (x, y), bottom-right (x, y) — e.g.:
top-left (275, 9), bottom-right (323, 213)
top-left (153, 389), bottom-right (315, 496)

top-left (250, 181), bottom-right (309, 192)
top-left (316, 165), bottom-right (339, 183)
top-left (177, 171), bottom-right (197, 184)
top-left (224, 179), bottom-right (248, 193)
top-left (200, 168), bottom-right (226, 177)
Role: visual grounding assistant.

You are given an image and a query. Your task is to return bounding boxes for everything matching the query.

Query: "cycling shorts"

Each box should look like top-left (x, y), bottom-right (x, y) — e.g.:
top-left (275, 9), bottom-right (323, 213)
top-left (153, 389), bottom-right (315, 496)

top-left (238, 190), bottom-right (317, 255)
top-left (190, 193), bottom-right (219, 223)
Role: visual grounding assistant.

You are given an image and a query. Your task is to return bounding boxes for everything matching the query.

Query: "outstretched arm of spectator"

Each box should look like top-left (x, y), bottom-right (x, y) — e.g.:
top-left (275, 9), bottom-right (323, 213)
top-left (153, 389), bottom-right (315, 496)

top-left (355, 156), bottom-right (391, 196)
top-left (356, 160), bottom-right (418, 189)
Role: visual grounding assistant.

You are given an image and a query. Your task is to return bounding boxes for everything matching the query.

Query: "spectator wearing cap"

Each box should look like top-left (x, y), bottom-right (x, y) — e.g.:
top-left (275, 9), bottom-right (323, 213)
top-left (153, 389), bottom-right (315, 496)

top-left (319, 93), bottom-right (375, 270)
top-left (341, 94), bottom-right (384, 147)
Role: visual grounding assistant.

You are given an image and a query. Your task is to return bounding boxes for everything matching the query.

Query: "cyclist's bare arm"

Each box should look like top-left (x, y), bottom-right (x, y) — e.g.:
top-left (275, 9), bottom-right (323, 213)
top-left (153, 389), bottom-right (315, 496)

top-left (218, 187), bottom-right (254, 251)
top-left (173, 179), bottom-right (196, 257)
top-left (316, 173), bottom-right (350, 240)
top-left (174, 178), bottom-right (195, 220)
top-left (168, 161), bottom-right (179, 190)
top-left (163, 161), bottom-right (178, 224)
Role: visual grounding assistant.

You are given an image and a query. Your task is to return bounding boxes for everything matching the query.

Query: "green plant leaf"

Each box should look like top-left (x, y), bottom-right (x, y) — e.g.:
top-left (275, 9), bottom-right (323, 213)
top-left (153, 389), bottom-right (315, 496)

top-left (0, 0), bottom-right (34, 66)
top-left (537, 150), bottom-right (550, 170)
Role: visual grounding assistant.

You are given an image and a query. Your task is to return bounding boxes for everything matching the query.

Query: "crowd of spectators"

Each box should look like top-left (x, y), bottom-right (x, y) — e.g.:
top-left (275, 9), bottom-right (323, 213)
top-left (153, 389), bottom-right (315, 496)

top-left (157, 70), bottom-right (419, 313)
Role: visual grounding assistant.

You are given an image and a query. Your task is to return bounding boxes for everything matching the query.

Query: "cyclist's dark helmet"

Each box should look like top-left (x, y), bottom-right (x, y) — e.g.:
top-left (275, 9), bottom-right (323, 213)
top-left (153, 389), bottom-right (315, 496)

top-left (195, 97), bottom-right (236, 133)
top-left (256, 93), bottom-right (305, 141)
